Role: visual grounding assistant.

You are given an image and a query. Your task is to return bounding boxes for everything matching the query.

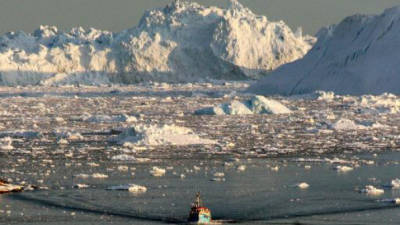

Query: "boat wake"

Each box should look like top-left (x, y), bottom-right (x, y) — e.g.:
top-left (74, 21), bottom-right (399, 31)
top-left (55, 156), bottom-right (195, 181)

top-left (8, 191), bottom-right (400, 224)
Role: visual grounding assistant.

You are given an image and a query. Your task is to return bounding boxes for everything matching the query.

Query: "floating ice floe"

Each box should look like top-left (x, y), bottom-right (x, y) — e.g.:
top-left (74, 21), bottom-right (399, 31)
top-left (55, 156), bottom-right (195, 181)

top-left (236, 165), bottom-right (246, 172)
top-left (0, 180), bottom-right (23, 194)
top-left (333, 165), bottom-right (354, 173)
top-left (111, 124), bottom-right (216, 146)
top-left (106, 184), bottom-right (147, 193)
top-left (0, 137), bottom-right (14, 151)
top-left (54, 130), bottom-right (84, 141)
top-left (92, 173), bottom-right (108, 179)
top-left (360, 185), bottom-right (384, 195)
top-left (150, 167), bottom-right (166, 177)
top-left (388, 179), bottom-right (400, 189)
top-left (195, 95), bottom-right (291, 115)
top-left (73, 184), bottom-right (90, 189)
top-left (330, 119), bottom-right (366, 131)
top-left (296, 182), bottom-right (310, 189)
top-left (111, 154), bottom-right (137, 161)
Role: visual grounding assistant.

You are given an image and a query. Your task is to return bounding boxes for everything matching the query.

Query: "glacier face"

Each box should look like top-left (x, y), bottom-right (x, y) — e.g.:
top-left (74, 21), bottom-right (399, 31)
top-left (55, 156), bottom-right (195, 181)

top-left (249, 6), bottom-right (400, 96)
top-left (0, 0), bottom-right (314, 86)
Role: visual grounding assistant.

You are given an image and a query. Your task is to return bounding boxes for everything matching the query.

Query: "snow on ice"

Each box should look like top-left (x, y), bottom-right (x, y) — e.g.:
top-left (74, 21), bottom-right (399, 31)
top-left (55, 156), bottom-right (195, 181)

top-left (0, 0), bottom-right (313, 86)
top-left (249, 6), bottom-right (400, 95)
top-left (111, 124), bottom-right (216, 146)
top-left (195, 95), bottom-right (291, 115)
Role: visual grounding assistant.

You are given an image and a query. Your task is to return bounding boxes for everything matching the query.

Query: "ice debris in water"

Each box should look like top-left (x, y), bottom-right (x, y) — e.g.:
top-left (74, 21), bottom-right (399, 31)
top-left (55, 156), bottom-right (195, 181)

top-left (236, 165), bottom-right (246, 172)
top-left (360, 185), bottom-right (384, 195)
top-left (389, 179), bottom-right (400, 189)
top-left (111, 154), bottom-right (136, 161)
top-left (195, 95), bottom-right (291, 115)
top-left (111, 124), bottom-right (216, 146)
top-left (333, 165), bottom-right (354, 173)
top-left (91, 173), bottom-right (108, 179)
top-left (0, 179), bottom-right (23, 194)
top-left (0, 137), bottom-right (14, 151)
top-left (296, 182), bottom-right (310, 189)
top-left (73, 184), bottom-right (90, 189)
top-left (150, 167), bottom-right (166, 177)
top-left (106, 184), bottom-right (147, 193)
top-left (331, 119), bottom-right (366, 131)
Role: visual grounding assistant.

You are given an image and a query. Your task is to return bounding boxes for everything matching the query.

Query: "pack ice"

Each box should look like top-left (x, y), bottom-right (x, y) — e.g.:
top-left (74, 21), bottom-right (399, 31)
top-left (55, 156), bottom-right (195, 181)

top-left (0, 0), bottom-right (314, 86)
top-left (249, 6), bottom-right (400, 95)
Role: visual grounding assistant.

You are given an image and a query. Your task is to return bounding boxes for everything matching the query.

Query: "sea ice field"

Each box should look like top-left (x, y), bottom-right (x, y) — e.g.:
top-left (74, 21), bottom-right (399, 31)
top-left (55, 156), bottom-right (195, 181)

top-left (1, 82), bottom-right (400, 224)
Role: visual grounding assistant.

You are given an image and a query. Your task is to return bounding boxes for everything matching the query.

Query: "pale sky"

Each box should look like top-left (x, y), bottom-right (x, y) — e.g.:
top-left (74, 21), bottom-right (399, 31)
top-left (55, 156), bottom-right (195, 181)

top-left (0, 0), bottom-right (398, 35)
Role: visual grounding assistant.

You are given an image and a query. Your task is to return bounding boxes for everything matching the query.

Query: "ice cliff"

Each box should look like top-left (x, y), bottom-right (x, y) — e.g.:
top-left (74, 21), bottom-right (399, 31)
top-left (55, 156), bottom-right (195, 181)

top-left (0, 0), bottom-right (313, 86)
top-left (249, 6), bottom-right (400, 95)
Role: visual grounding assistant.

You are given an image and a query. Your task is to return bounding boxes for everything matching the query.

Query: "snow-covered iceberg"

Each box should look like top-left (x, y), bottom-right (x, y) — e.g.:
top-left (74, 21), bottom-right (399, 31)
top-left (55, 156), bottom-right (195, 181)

top-left (195, 95), bottom-right (291, 115)
top-left (111, 124), bottom-right (216, 146)
top-left (249, 6), bottom-right (400, 95)
top-left (0, 0), bottom-right (314, 86)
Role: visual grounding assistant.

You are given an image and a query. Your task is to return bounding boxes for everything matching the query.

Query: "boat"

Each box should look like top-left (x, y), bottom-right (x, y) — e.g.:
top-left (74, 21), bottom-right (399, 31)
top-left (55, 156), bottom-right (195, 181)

top-left (188, 192), bottom-right (212, 224)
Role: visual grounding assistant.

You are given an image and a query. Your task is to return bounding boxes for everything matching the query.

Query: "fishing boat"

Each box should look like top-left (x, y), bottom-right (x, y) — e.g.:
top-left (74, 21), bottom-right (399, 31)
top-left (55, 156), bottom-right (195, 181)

top-left (188, 192), bottom-right (212, 224)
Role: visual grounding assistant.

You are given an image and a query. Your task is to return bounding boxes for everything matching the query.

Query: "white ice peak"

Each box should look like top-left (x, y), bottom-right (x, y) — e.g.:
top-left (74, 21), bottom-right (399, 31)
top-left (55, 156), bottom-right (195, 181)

top-left (0, 1), bottom-right (313, 86)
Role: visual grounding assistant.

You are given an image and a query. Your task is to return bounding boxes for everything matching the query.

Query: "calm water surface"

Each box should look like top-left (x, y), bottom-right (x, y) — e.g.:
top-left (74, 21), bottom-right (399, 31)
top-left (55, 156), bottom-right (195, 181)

top-left (1, 152), bottom-right (400, 225)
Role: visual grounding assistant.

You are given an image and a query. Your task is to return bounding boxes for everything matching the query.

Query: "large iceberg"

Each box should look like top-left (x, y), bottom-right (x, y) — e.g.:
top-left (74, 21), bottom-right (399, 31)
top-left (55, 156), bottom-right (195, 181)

top-left (0, 0), bottom-right (314, 86)
top-left (248, 6), bottom-right (400, 95)
top-left (195, 95), bottom-right (292, 115)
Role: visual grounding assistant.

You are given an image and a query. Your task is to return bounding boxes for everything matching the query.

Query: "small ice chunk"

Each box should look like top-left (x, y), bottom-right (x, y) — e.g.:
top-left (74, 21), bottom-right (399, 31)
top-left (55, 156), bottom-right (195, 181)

top-left (389, 179), bottom-right (400, 189)
top-left (334, 165), bottom-right (353, 172)
top-left (118, 165), bottom-right (129, 172)
top-left (111, 154), bottom-right (136, 161)
top-left (213, 172), bottom-right (225, 177)
top-left (57, 138), bottom-right (69, 145)
top-left (106, 184), bottom-right (147, 193)
top-left (87, 162), bottom-right (99, 167)
top-left (0, 137), bottom-right (14, 151)
top-left (73, 184), bottom-right (89, 189)
top-left (74, 174), bottom-right (90, 179)
top-left (236, 165), bottom-right (246, 172)
top-left (360, 185), bottom-right (384, 195)
top-left (211, 177), bottom-right (226, 182)
top-left (296, 182), bottom-right (310, 189)
top-left (150, 167), bottom-right (166, 177)
top-left (92, 173), bottom-right (108, 179)
top-left (270, 166), bottom-right (279, 171)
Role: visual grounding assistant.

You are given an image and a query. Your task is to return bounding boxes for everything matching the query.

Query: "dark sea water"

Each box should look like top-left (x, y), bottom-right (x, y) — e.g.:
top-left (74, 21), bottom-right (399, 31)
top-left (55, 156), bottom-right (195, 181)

top-left (1, 152), bottom-right (400, 225)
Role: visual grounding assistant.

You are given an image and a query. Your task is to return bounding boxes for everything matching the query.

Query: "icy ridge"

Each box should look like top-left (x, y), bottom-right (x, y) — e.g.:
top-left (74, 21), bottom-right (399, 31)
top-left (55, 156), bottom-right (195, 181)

top-left (0, 0), bottom-right (313, 86)
top-left (248, 6), bottom-right (400, 95)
